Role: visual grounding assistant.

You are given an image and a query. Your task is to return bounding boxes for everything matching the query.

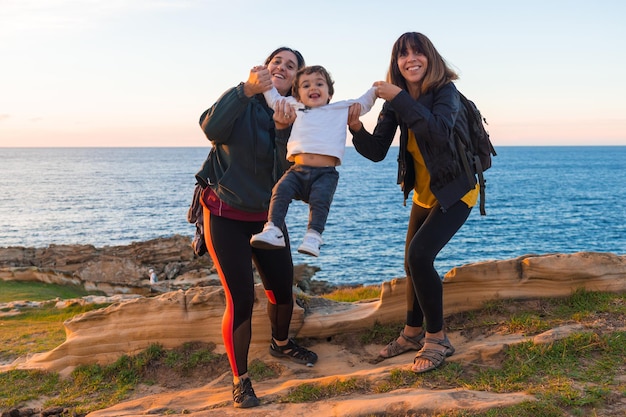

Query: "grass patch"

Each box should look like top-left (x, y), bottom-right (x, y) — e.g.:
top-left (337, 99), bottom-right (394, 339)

top-left (282, 329), bottom-right (625, 416)
top-left (249, 358), bottom-right (281, 380)
top-left (283, 377), bottom-right (370, 402)
top-left (447, 288), bottom-right (626, 337)
top-left (0, 303), bottom-right (109, 361)
top-left (322, 285), bottom-right (381, 302)
top-left (358, 320), bottom-right (404, 345)
top-left (318, 290), bottom-right (626, 416)
top-left (0, 370), bottom-right (60, 408)
top-left (461, 331), bottom-right (624, 393)
top-left (1, 279), bottom-right (110, 363)
top-left (0, 342), bottom-right (230, 414)
top-left (0, 280), bottom-right (103, 303)
top-left (161, 341), bottom-right (222, 376)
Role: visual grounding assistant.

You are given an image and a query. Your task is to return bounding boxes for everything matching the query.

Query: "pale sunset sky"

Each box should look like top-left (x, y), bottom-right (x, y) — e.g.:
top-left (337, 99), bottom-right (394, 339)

top-left (1, 0), bottom-right (625, 148)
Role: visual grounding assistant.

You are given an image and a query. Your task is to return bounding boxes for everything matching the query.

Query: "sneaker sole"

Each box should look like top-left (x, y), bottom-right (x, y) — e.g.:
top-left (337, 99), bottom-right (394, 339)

top-left (250, 239), bottom-right (285, 250)
top-left (269, 348), bottom-right (317, 366)
top-left (297, 247), bottom-right (319, 257)
top-left (234, 397), bottom-right (260, 408)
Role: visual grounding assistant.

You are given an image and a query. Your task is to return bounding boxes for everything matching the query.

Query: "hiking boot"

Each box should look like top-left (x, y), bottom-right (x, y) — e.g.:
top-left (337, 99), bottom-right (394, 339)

top-left (297, 230), bottom-right (323, 257)
top-left (270, 338), bottom-right (318, 366)
top-left (232, 377), bottom-right (260, 408)
top-left (250, 222), bottom-right (285, 249)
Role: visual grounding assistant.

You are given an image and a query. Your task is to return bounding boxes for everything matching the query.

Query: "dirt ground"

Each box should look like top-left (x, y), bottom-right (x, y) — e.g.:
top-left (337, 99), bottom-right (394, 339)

top-left (96, 297), bottom-right (626, 417)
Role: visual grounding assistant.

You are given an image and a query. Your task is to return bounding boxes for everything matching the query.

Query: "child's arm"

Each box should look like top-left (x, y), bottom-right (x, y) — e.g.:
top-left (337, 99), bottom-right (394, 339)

top-left (354, 87), bottom-right (378, 116)
top-left (263, 86), bottom-right (300, 110)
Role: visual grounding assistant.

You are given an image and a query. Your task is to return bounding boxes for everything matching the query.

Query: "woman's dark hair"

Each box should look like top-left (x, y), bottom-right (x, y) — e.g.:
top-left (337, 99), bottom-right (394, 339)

top-left (292, 65), bottom-right (335, 102)
top-left (264, 47), bottom-right (305, 70)
top-left (387, 32), bottom-right (458, 96)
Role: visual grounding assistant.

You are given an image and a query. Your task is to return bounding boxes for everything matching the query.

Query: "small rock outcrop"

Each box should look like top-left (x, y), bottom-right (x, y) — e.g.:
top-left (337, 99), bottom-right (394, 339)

top-left (0, 235), bottom-right (215, 295)
top-left (0, 236), bottom-right (322, 296)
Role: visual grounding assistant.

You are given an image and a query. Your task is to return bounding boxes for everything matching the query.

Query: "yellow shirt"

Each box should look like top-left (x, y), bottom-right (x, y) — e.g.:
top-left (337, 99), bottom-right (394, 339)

top-left (407, 131), bottom-right (478, 209)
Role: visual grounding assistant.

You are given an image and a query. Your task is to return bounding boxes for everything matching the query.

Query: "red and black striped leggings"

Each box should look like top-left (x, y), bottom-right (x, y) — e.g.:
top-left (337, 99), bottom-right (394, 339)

top-left (203, 209), bottom-right (295, 377)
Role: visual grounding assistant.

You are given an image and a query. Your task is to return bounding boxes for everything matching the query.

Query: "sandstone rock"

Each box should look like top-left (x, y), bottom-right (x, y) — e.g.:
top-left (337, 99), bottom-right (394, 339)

top-left (296, 252), bottom-right (626, 338)
top-left (10, 285), bottom-right (305, 377)
top-left (2, 243), bottom-right (625, 417)
top-left (2, 251), bottom-right (624, 377)
top-left (443, 252), bottom-right (626, 314)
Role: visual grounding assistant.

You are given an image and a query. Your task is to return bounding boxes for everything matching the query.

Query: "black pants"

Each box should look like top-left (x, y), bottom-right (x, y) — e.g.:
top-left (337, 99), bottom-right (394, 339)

top-left (203, 209), bottom-right (295, 377)
top-left (404, 200), bottom-right (472, 333)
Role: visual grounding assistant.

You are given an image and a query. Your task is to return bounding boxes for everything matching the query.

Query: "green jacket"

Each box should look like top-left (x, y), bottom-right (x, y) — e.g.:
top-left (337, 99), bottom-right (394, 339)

top-left (195, 82), bottom-right (290, 213)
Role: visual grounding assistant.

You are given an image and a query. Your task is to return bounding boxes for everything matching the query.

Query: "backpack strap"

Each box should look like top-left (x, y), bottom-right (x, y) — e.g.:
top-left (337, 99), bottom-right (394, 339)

top-left (456, 136), bottom-right (487, 216)
top-left (473, 155), bottom-right (487, 216)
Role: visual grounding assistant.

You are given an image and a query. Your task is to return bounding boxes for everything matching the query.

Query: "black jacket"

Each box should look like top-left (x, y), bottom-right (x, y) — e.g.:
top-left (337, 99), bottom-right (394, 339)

top-left (351, 82), bottom-right (475, 210)
top-left (195, 83), bottom-right (291, 213)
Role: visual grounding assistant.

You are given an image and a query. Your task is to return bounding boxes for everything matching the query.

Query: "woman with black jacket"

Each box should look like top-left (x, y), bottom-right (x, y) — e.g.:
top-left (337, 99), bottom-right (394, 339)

top-left (348, 32), bottom-right (478, 373)
top-left (195, 47), bottom-right (317, 408)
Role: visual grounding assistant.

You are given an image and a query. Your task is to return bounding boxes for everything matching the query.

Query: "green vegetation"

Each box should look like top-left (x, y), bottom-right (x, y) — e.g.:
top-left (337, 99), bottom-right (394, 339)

top-left (0, 302), bottom-right (109, 360)
top-left (0, 280), bottom-right (102, 303)
top-left (283, 289), bottom-right (626, 417)
top-left (284, 377), bottom-right (370, 403)
top-left (248, 358), bottom-right (281, 380)
top-left (1, 283), bottom-right (625, 416)
top-left (322, 285), bottom-right (381, 302)
top-left (282, 329), bottom-right (625, 416)
top-left (0, 280), bottom-right (109, 362)
top-left (0, 342), bottom-right (227, 414)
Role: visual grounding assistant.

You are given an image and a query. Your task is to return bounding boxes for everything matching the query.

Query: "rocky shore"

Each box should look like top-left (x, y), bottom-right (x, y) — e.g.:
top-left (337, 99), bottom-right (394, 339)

top-left (1, 237), bottom-right (625, 416)
top-left (0, 235), bottom-right (335, 297)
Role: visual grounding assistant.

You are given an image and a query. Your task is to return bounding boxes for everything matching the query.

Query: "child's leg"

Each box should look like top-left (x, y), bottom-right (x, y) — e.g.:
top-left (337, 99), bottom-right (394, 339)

top-left (306, 168), bottom-right (339, 234)
top-left (268, 168), bottom-right (305, 228)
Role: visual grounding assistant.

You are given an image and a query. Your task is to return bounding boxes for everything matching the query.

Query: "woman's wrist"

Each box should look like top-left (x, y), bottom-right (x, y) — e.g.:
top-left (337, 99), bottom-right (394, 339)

top-left (349, 122), bottom-right (363, 132)
top-left (242, 82), bottom-right (256, 98)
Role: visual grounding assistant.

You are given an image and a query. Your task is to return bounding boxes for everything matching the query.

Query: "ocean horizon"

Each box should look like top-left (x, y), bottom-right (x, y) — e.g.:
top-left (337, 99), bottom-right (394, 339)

top-left (1, 146), bottom-right (625, 286)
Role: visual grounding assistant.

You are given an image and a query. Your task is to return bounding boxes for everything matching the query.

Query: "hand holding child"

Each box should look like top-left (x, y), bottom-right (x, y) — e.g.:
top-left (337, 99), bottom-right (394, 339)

top-left (373, 81), bottom-right (402, 101)
top-left (347, 103), bottom-right (363, 132)
top-left (273, 99), bottom-right (296, 129)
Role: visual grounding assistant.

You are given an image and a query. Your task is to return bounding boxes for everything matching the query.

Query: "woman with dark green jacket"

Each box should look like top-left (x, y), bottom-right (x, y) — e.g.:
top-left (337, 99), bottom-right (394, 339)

top-left (195, 47), bottom-right (317, 409)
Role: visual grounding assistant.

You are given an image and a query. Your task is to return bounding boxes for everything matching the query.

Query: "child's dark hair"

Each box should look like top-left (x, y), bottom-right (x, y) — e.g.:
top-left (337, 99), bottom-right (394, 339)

top-left (292, 65), bottom-right (335, 102)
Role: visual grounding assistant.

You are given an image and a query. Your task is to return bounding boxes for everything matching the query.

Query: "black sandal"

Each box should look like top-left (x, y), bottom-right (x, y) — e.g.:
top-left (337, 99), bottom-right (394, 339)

top-left (270, 338), bottom-right (318, 366)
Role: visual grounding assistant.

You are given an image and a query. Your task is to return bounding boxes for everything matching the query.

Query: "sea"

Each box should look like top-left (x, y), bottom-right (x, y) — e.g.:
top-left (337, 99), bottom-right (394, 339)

top-left (1, 146), bottom-right (625, 286)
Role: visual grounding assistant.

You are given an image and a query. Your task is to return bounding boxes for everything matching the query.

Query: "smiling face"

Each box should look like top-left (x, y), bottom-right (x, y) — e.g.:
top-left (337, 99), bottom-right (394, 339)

top-left (397, 47), bottom-right (428, 88)
top-left (387, 32), bottom-right (456, 97)
top-left (295, 72), bottom-right (331, 108)
top-left (266, 50), bottom-right (301, 96)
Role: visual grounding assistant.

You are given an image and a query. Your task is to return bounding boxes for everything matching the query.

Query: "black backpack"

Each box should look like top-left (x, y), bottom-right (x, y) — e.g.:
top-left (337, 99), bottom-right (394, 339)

top-left (456, 93), bottom-right (497, 215)
top-left (187, 183), bottom-right (208, 256)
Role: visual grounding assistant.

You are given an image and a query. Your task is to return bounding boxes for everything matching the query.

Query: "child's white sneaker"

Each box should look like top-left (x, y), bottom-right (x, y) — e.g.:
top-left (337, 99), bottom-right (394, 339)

top-left (250, 223), bottom-right (285, 249)
top-left (297, 230), bottom-right (323, 257)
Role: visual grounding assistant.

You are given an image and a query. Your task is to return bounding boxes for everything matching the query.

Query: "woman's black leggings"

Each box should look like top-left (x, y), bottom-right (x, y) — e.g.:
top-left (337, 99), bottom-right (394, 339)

top-left (203, 208), bottom-right (294, 377)
top-left (404, 200), bottom-right (471, 333)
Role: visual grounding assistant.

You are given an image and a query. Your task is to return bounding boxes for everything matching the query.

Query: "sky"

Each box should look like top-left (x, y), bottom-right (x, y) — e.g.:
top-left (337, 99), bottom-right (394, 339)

top-left (1, 0), bottom-right (625, 148)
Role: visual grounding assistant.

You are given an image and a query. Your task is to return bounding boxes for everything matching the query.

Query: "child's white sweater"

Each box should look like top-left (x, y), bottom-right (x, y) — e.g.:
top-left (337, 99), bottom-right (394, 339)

top-left (264, 86), bottom-right (377, 165)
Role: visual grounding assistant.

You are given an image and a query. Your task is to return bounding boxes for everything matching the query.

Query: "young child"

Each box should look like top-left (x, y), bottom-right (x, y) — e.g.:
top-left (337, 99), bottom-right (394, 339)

top-left (250, 65), bottom-right (377, 256)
